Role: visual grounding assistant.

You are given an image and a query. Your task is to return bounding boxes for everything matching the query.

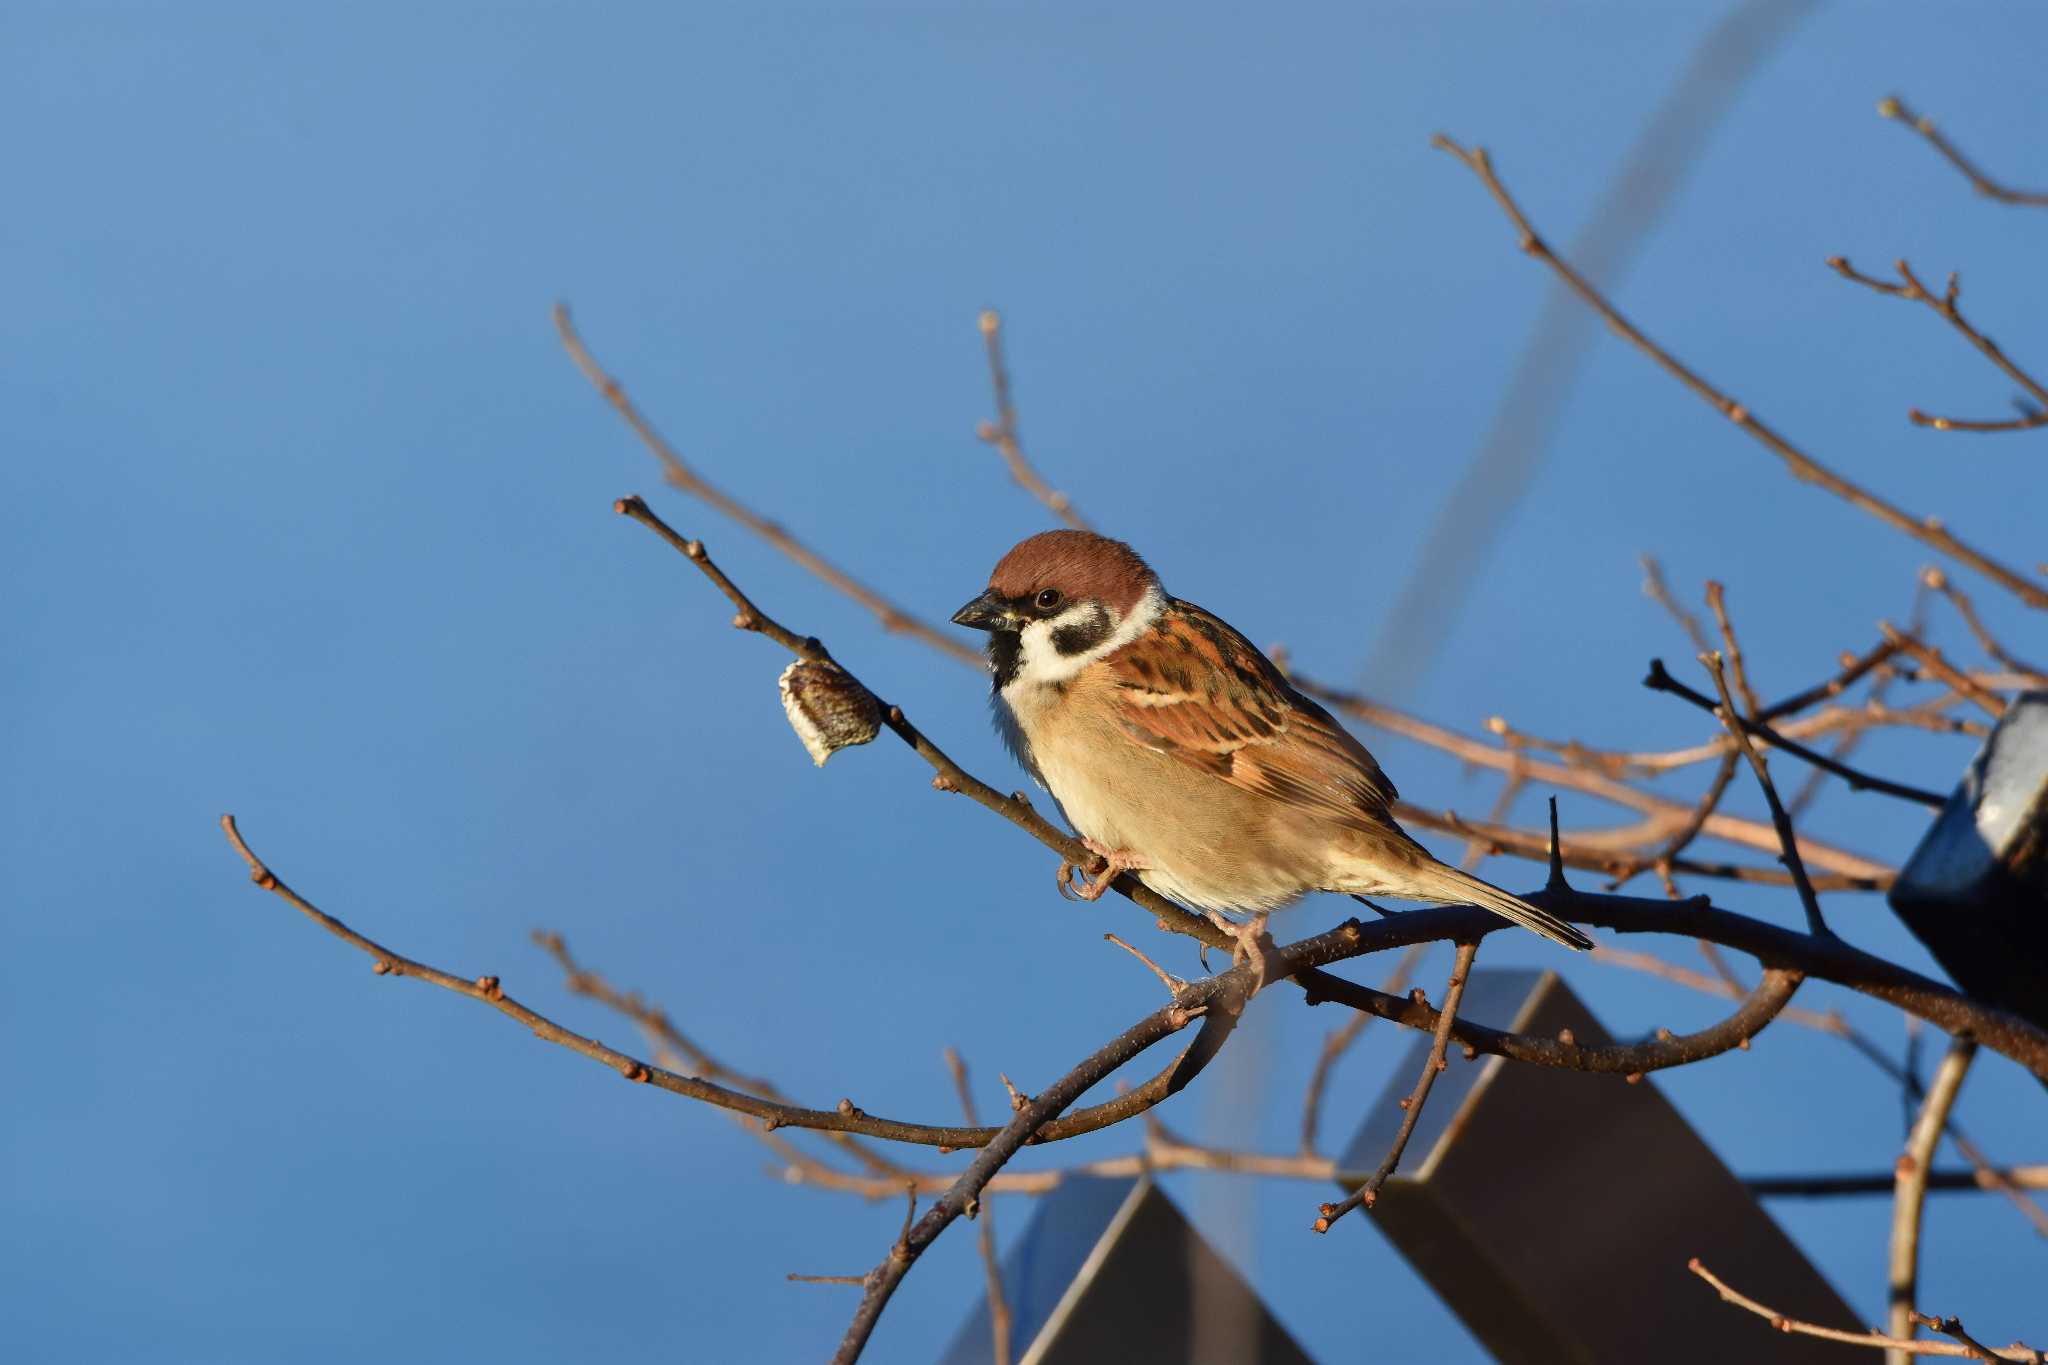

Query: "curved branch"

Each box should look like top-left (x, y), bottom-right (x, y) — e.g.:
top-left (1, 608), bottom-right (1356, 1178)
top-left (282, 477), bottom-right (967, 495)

top-left (1645, 657), bottom-right (1946, 809)
top-left (1431, 134), bottom-right (2048, 610)
top-left (604, 502), bottom-right (2048, 1080)
top-left (1693, 1257), bottom-right (2044, 1361)
top-left (1878, 95), bottom-right (2048, 209)
top-left (1827, 256), bottom-right (2048, 435)
top-left (555, 306), bottom-right (982, 665)
top-left (1891, 1040), bottom-right (1979, 1360)
top-left (975, 309), bottom-right (1090, 530)
top-left (612, 494), bottom-right (1233, 952)
top-left (830, 979), bottom-right (1248, 1365)
top-left (1315, 941), bottom-right (1481, 1231)
top-left (1308, 959), bottom-right (1803, 1077)
top-left (222, 813), bottom-right (1261, 1149)
top-left (1299, 673), bottom-right (1897, 884)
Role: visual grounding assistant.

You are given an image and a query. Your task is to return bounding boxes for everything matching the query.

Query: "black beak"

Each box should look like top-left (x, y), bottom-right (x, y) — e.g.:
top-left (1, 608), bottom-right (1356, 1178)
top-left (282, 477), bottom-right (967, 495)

top-left (951, 590), bottom-right (1014, 632)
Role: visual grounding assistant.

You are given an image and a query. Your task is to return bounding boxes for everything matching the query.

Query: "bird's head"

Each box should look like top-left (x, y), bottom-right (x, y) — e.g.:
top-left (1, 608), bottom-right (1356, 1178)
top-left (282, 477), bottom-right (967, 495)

top-left (952, 531), bottom-right (1165, 689)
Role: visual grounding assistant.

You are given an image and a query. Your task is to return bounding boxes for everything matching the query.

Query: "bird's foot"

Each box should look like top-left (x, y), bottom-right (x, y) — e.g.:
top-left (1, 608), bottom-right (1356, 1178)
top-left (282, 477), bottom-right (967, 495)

top-left (1206, 910), bottom-right (1273, 993)
top-left (1058, 839), bottom-right (1150, 902)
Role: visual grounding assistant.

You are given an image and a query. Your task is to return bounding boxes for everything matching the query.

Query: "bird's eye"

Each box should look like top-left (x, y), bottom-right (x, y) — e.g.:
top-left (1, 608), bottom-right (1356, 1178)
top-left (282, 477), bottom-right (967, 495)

top-left (1035, 588), bottom-right (1064, 612)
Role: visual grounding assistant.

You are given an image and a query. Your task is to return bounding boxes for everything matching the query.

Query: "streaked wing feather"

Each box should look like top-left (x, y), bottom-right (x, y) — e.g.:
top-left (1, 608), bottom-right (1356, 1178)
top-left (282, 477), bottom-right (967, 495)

top-left (1110, 601), bottom-right (1398, 827)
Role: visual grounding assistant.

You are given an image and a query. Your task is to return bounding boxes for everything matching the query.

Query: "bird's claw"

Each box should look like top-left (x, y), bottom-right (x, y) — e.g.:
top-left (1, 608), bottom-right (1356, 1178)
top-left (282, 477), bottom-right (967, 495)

top-left (1058, 841), bottom-right (1147, 903)
top-left (1206, 910), bottom-right (1273, 994)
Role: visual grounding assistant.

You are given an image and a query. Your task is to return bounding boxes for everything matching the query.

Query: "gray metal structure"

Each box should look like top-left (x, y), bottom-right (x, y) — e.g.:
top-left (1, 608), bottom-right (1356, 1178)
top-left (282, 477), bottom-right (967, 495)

top-left (1336, 968), bottom-right (1858, 1363)
top-left (938, 1175), bottom-right (1312, 1365)
top-left (1890, 691), bottom-right (2048, 1036)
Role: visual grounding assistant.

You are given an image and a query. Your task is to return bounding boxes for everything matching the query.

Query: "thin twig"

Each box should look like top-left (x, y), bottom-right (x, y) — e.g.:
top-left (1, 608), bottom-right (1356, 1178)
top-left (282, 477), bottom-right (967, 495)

top-left (222, 809), bottom-right (2048, 1104)
top-left (1646, 657), bottom-right (1947, 808)
top-left (1879, 95), bottom-right (2048, 209)
top-left (1304, 673), bottom-right (1897, 883)
top-left (535, 930), bottom-right (909, 1179)
top-left (1750, 1168), bottom-right (2048, 1198)
top-left (1642, 553), bottom-right (1715, 654)
top-left (1921, 568), bottom-right (2047, 681)
top-left (1882, 623), bottom-right (2007, 720)
top-left (975, 309), bottom-right (1089, 530)
top-left (1104, 933), bottom-right (1188, 996)
top-left (221, 814), bottom-right (1251, 1150)
top-left (1828, 257), bottom-right (2048, 434)
top-left (1698, 651), bottom-right (1831, 937)
top-left (1432, 135), bottom-right (2048, 610)
top-left (1299, 942), bottom-right (1427, 1155)
top-left (1705, 580), bottom-right (1763, 714)
top-left (1314, 941), bottom-right (1480, 1232)
top-left (1591, 944), bottom-right (1841, 1034)
top-left (828, 977), bottom-right (1253, 1365)
top-left (1759, 637), bottom-right (1906, 722)
top-left (1404, 799), bottom-right (1886, 893)
top-left (944, 1048), bottom-right (1012, 1365)
top-left (1692, 1257), bottom-right (2044, 1361)
top-left (555, 306), bottom-right (982, 665)
top-left (1890, 1039), bottom-right (1979, 1363)
top-left (1632, 751), bottom-right (1740, 896)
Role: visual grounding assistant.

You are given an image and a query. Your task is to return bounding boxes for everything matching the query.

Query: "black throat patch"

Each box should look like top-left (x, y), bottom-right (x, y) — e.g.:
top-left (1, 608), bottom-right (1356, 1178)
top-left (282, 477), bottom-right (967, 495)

top-left (987, 630), bottom-right (1022, 692)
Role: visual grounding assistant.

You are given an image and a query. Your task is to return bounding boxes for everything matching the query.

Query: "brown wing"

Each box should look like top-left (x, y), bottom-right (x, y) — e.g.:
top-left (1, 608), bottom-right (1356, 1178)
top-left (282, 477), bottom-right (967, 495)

top-left (1108, 600), bottom-right (1399, 828)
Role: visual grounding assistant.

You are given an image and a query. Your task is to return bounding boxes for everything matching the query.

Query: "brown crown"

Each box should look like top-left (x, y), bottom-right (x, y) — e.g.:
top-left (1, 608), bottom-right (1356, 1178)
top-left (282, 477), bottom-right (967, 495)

top-left (987, 530), bottom-right (1158, 614)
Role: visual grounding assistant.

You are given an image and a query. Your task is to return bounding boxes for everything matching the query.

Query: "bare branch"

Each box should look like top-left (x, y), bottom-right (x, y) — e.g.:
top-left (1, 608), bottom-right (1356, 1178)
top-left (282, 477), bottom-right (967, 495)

top-left (1692, 1258), bottom-right (2043, 1361)
top-left (1432, 135), bottom-right (2048, 610)
top-left (555, 306), bottom-right (982, 665)
top-left (1302, 673), bottom-right (1897, 884)
top-left (1315, 941), bottom-right (1480, 1232)
top-left (534, 930), bottom-right (909, 1178)
top-left (944, 1048), bottom-right (1012, 1365)
top-left (1827, 257), bottom-right (2048, 434)
top-left (1104, 933), bottom-right (1188, 997)
top-left (1642, 552), bottom-right (1714, 654)
top-left (1882, 623), bottom-right (2008, 720)
top-left (1879, 95), bottom-right (2048, 208)
top-left (1891, 1039), bottom-right (1979, 1361)
top-left (1645, 657), bottom-right (1947, 808)
top-left (1699, 650), bottom-right (1831, 937)
top-left (975, 309), bottom-right (1090, 530)
top-left (829, 977), bottom-right (1254, 1365)
top-left (222, 814), bottom-right (1257, 1150)
top-left (1706, 580), bottom-right (1763, 716)
top-left (1922, 568), bottom-right (2047, 681)
top-left (1300, 943), bottom-right (1426, 1155)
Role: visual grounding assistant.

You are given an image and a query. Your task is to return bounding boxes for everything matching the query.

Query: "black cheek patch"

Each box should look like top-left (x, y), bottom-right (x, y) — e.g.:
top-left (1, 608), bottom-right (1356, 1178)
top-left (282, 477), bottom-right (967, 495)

top-left (1051, 606), bottom-right (1113, 656)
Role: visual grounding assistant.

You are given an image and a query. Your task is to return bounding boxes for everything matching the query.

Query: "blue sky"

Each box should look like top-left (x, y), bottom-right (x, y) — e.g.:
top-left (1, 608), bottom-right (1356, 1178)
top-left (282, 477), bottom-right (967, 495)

top-left (5, 3), bottom-right (2045, 1360)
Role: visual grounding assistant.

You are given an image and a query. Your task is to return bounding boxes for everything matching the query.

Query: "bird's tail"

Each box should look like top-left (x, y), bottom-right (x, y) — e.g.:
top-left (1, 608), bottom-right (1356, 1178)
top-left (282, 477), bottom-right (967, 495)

top-left (1403, 861), bottom-right (1592, 951)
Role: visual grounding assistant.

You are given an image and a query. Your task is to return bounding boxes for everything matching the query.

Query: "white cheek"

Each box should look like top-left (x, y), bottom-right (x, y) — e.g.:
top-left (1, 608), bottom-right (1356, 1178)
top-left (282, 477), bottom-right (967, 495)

top-left (1000, 587), bottom-right (1167, 695)
top-left (1011, 618), bottom-right (1084, 686)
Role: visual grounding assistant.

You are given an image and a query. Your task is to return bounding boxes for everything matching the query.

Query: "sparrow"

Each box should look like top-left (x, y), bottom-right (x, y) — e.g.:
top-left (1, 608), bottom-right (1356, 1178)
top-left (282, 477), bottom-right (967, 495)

top-left (950, 530), bottom-right (1592, 973)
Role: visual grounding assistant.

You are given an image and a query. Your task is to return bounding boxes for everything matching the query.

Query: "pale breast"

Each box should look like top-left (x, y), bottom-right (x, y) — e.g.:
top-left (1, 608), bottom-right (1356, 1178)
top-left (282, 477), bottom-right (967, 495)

top-left (1004, 671), bottom-right (1320, 913)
